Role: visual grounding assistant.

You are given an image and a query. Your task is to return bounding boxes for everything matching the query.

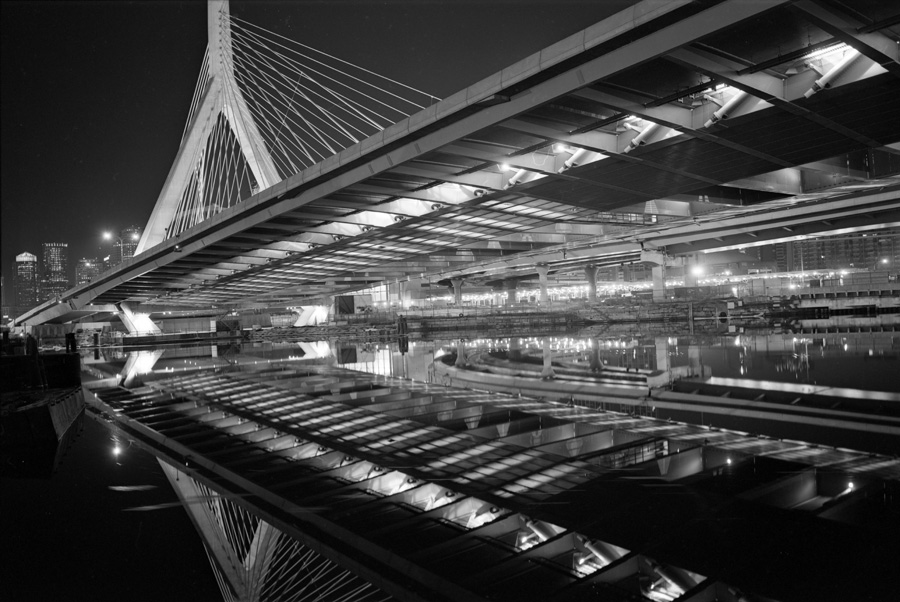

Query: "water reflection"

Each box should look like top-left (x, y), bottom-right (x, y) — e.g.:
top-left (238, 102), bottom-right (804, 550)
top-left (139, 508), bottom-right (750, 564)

top-left (72, 319), bottom-right (899, 602)
top-left (82, 324), bottom-right (896, 394)
top-left (0, 413), bottom-right (221, 601)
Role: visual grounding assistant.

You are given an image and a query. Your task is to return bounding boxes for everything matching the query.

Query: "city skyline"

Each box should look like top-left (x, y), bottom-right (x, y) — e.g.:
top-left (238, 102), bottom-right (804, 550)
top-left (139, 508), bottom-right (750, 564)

top-left (1, 0), bottom-right (630, 287)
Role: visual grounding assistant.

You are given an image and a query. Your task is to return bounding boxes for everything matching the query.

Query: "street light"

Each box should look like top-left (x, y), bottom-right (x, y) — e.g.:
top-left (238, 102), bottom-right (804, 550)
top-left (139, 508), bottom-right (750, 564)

top-left (103, 230), bottom-right (140, 243)
top-left (103, 230), bottom-right (141, 266)
top-left (872, 257), bottom-right (890, 272)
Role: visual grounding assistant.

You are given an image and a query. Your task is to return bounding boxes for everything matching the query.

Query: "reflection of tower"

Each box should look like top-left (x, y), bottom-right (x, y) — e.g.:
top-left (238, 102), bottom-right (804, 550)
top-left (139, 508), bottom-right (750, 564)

top-left (158, 461), bottom-right (386, 601)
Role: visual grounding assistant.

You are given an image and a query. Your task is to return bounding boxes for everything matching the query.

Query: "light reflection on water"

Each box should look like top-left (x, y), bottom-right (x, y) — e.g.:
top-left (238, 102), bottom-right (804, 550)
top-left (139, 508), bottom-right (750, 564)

top-left (63, 321), bottom-right (898, 600)
top-left (83, 324), bottom-right (899, 394)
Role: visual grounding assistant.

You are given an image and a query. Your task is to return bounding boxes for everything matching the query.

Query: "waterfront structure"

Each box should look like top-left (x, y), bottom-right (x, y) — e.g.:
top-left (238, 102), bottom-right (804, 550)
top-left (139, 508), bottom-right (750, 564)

top-left (13, 252), bottom-right (39, 316)
top-left (40, 242), bottom-right (69, 301)
top-left (774, 229), bottom-right (899, 273)
top-left (75, 257), bottom-right (101, 286)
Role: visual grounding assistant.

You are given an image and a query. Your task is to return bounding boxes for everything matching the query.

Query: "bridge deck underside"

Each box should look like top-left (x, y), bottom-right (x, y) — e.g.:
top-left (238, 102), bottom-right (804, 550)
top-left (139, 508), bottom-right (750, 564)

top-left (88, 71), bottom-right (900, 308)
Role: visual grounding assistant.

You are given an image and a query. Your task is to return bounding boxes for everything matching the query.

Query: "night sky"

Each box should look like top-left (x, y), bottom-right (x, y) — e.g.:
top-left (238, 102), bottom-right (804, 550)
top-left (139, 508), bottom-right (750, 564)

top-left (1, 0), bottom-right (634, 282)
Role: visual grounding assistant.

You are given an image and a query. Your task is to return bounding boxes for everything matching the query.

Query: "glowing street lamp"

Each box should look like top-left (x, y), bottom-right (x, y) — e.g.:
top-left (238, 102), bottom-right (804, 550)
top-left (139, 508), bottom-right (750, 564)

top-left (872, 257), bottom-right (890, 272)
top-left (103, 229), bottom-right (141, 266)
top-left (103, 230), bottom-right (140, 244)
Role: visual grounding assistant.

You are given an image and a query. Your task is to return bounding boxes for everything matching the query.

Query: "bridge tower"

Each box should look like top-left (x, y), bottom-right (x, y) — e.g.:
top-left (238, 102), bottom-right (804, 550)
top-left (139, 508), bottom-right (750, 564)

top-left (136, 0), bottom-right (281, 255)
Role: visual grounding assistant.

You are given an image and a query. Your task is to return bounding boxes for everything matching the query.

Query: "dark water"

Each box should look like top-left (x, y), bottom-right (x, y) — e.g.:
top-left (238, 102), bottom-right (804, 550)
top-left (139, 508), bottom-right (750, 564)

top-left (0, 413), bottom-right (220, 602)
top-left (3, 323), bottom-right (896, 601)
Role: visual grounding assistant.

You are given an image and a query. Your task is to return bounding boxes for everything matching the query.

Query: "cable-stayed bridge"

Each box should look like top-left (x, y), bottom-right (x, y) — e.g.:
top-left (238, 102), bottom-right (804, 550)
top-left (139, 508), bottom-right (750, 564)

top-left (16, 1), bottom-right (900, 600)
top-left (15, 0), bottom-right (900, 329)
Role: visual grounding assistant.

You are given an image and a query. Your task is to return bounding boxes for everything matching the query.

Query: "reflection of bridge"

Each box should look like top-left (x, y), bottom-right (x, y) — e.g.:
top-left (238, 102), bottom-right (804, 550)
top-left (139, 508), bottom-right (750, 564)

top-left (15, 0), bottom-right (900, 329)
top-left (86, 358), bottom-right (899, 602)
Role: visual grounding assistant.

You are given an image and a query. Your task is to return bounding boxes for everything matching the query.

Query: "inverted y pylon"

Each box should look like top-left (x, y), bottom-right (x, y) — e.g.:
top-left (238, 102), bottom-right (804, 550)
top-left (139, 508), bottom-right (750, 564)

top-left (158, 460), bottom-right (389, 602)
top-left (137, 0), bottom-right (281, 255)
top-left (159, 460), bottom-right (277, 601)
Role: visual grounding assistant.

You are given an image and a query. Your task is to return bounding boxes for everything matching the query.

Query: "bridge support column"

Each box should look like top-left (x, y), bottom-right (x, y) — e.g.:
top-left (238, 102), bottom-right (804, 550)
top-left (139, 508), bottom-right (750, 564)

top-left (450, 278), bottom-right (465, 306)
top-left (505, 279), bottom-right (518, 306)
top-left (584, 265), bottom-right (598, 302)
top-left (536, 264), bottom-right (550, 306)
top-left (116, 302), bottom-right (161, 335)
top-left (688, 344), bottom-right (704, 379)
top-left (655, 337), bottom-right (670, 373)
top-left (590, 337), bottom-right (602, 372)
top-left (541, 337), bottom-right (555, 380)
top-left (641, 249), bottom-right (684, 301)
top-left (684, 254), bottom-right (700, 287)
top-left (490, 282), bottom-right (507, 307)
top-left (325, 296), bottom-right (335, 323)
top-left (509, 336), bottom-right (522, 361)
top-left (455, 339), bottom-right (467, 367)
top-left (652, 266), bottom-right (667, 301)
top-left (400, 277), bottom-right (423, 309)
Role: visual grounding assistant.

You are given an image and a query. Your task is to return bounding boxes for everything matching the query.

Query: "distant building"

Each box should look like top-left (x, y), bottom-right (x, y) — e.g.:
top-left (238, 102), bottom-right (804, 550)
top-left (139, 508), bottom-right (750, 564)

top-left (41, 242), bottom-right (70, 301)
top-left (107, 226), bottom-right (142, 265)
top-left (75, 257), bottom-right (101, 285)
top-left (1, 275), bottom-right (8, 322)
top-left (121, 226), bottom-right (141, 262)
top-left (773, 230), bottom-right (899, 272)
top-left (14, 252), bottom-right (39, 315)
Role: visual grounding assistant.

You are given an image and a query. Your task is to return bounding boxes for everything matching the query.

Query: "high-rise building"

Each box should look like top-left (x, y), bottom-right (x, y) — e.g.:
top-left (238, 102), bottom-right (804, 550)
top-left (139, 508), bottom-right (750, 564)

top-left (14, 252), bottom-right (39, 315)
top-left (106, 226), bottom-right (142, 266)
top-left (40, 242), bottom-right (70, 301)
top-left (1, 275), bottom-right (8, 322)
top-left (121, 226), bottom-right (141, 262)
top-left (75, 257), bottom-right (101, 285)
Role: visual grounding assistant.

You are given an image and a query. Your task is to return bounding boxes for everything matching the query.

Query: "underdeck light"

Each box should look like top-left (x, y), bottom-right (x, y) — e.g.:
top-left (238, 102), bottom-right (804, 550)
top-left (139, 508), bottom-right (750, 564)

top-left (803, 42), bottom-right (848, 62)
top-left (726, 458), bottom-right (732, 465)
top-left (848, 481), bottom-right (854, 490)
top-left (498, 162), bottom-right (511, 172)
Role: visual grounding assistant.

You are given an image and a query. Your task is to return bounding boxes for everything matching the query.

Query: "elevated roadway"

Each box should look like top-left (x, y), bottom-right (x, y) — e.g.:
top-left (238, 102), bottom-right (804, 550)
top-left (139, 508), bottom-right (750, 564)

top-left (16, 0), bottom-right (900, 327)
